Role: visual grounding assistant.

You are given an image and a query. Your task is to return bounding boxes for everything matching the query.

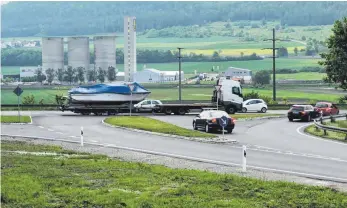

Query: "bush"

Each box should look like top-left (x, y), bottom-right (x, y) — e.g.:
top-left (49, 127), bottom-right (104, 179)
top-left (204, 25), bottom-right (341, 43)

top-left (243, 91), bottom-right (260, 100)
top-left (22, 95), bottom-right (35, 105)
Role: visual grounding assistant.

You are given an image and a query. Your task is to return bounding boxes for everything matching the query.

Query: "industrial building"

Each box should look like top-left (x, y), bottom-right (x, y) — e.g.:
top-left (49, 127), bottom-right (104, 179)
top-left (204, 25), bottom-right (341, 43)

top-left (42, 37), bottom-right (64, 72)
top-left (124, 16), bottom-right (137, 82)
top-left (67, 37), bottom-right (90, 70)
top-left (93, 36), bottom-right (116, 71)
top-left (223, 66), bottom-right (252, 83)
top-left (133, 68), bottom-right (184, 83)
top-left (19, 67), bottom-right (37, 80)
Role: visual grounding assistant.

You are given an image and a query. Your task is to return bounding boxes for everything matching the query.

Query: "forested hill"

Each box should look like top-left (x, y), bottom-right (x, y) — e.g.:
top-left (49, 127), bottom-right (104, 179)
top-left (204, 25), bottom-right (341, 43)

top-left (2, 1), bottom-right (347, 38)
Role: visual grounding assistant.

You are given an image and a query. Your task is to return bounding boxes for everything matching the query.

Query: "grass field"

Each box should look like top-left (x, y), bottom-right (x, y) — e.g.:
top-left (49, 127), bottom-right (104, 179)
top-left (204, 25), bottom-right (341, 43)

top-left (1, 58), bottom-right (321, 76)
top-left (275, 72), bottom-right (326, 80)
top-left (1, 115), bottom-right (31, 123)
top-left (104, 116), bottom-right (216, 138)
top-left (2, 140), bottom-right (347, 207)
top-left (1, 87), bottom-right (340, 105)
top-left (305, 121), bottom-right (347, 143)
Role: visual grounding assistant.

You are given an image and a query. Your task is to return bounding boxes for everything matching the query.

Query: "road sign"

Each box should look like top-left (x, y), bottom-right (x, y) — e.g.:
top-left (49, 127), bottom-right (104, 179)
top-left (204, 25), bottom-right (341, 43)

top-left (214, 85), bottom-right (221, 91)
top-left (219, 115), bottom-right (228, 128)
top-left (13, 86), bottom-right (23, 96)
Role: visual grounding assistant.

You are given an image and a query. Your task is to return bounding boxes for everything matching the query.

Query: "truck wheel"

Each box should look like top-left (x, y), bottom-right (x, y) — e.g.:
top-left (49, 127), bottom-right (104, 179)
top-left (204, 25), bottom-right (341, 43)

top-left (178, 108), bottom-right (186, 115)
top-left (225, 105), bottom-right (236, 114)
top-left (164, 108), bottom-right (172, 115)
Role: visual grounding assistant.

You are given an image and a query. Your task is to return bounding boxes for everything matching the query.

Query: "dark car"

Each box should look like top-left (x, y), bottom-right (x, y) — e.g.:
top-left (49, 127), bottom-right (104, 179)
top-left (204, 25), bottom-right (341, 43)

top-left (287, 105), bottom-right (322, 122)
top-left (193, 110), bottom-right (235, 133)
top-left (315, 102), bottom-right (339, 116)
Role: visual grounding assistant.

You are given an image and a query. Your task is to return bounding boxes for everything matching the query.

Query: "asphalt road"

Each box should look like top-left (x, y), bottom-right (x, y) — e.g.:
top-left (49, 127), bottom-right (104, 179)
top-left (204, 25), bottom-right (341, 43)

top-left (2, 110), bottom-right (347, 182)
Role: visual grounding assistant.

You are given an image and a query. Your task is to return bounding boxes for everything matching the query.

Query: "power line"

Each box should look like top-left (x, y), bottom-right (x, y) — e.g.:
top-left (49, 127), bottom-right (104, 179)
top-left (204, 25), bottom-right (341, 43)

top-left (262, 28), bottom-right (291, 101)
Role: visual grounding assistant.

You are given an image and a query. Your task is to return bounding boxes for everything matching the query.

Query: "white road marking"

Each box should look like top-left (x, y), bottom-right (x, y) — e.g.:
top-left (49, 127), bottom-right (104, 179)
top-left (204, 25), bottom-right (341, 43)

top-left (69, 136), bottom-right (78, 138)
top-left (56, 132), bottom-right (64, 135)
top-left (296, 123), bottom-right (347, 146)
top-left (2, 133), bottom-right (347, 183)
top-left (38, 126), bottom-right (44, 129)
top-left (90, 140), bottom-right (98, 143)
top-left (47, 129), bottom-right (54, 132)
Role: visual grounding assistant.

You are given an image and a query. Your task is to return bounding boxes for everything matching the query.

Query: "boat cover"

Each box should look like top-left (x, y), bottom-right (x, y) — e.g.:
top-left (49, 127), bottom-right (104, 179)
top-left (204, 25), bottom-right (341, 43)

top-left (68, 82), bottom-right (150, 94)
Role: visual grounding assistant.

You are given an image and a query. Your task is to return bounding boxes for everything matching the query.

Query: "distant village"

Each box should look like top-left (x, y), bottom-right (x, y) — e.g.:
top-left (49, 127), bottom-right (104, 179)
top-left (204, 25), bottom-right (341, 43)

top-left (1, 39), bottom-right (41, 48)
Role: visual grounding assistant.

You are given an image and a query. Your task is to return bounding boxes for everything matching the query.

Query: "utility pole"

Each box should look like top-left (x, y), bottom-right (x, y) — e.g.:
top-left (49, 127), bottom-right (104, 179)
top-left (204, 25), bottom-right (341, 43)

top-left (262, 28), bottom-right (290, 101)
top-left (177, 47), bottom-right (184, 103)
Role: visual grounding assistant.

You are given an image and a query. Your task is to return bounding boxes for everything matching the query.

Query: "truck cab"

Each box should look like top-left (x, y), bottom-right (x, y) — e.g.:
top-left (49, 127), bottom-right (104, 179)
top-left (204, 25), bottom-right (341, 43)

top-left (211, 77), bottom-right (243, 114)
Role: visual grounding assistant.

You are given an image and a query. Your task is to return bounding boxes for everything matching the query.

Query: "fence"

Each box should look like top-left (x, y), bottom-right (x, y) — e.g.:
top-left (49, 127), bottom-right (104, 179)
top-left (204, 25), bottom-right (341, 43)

top-left (313, 114), bottom-right (347, 140)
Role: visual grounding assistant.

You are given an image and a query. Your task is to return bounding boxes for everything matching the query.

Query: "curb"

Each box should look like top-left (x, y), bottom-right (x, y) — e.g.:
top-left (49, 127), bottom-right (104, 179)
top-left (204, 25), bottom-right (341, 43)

top-left (101, 119), bottom-right (237, 144)
top-left (236, 115), bottom-right (285, 121)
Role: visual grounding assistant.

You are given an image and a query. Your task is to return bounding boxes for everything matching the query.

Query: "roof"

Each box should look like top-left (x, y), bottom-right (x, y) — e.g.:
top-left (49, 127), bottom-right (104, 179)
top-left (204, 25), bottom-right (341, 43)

top-left (227, 66), bottom-right (251, 72)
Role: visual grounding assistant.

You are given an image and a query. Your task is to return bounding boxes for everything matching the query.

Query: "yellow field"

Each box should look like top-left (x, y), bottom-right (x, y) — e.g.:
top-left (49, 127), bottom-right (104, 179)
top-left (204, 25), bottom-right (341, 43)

top-left (177, 46), bottom-right (306, 56)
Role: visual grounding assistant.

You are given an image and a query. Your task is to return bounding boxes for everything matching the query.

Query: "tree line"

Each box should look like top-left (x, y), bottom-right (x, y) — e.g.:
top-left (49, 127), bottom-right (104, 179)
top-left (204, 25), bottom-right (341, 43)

top-left (2, 1), bottom-right (347, 37)
top-left (22, 66), bottom-right (117, 85)
top-left (1, 48), bottom-right (263, 66)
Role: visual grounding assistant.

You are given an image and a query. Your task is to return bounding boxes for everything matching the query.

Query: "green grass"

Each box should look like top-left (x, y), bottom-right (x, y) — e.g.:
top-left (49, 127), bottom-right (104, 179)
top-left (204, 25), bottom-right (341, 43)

top-left (305, 121), bottom-right (347, 143)
top-left (231, 113), bottom-right (283, 120)
top-left (2, 140), bottom-right (347, 208)
top-left (275, 72), bottom-right (326, 80)
top-left (1, 115), bottom-right (31, 123)
top-left (1, 87), bottom-right (340, 105)
top-left (1, 58), bottom-right (321, 76)
top-left (104, 116), bottom-right (216, 138)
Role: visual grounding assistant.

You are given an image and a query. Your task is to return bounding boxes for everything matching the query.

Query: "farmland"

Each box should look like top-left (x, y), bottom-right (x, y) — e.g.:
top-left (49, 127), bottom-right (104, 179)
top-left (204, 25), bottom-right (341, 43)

top-left (1, 58), bottom-right (321, 76)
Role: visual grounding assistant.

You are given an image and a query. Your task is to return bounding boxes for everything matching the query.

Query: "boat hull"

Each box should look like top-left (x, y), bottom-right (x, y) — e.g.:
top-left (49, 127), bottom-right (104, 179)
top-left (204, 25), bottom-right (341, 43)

top-left (70, 92), bottom-right (150, 104)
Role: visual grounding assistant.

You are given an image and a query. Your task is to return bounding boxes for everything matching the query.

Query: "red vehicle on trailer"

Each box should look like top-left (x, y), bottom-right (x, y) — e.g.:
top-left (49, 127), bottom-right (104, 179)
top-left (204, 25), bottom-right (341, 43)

top-left (314, 102), bottom-right (339, 116)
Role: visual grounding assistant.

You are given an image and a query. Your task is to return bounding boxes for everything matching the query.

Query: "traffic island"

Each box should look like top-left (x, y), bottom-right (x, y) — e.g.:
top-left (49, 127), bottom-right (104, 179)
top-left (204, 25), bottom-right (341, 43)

top-left (1, 139), bottom-right (347, 207)
top-left (103, 116), bottom-right (236, 143)
top-left (305, 121), bottom-right (347, 143)
top-left (1, 115), bottom-right (32, 124)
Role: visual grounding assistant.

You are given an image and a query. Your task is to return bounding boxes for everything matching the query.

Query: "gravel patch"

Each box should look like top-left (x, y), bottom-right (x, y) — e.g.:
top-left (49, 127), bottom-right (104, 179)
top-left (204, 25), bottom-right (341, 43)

top-left (2, 135), bottom-right (347, 192)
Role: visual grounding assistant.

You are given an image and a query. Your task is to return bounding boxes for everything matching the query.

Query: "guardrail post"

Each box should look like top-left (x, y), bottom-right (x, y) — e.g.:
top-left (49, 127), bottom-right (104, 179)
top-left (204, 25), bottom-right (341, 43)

top-left (324, 129), bottom-right (327, 136)
top-left (315, 125), bottom-right (319, 132)
top-left (242, 145), bottom-right (247, 172)
top-left (345, 134), bottom-right (347, 141)
top-left (330, 115), bottom-right (336, 123)
top-left (320, 117), bottom-right (323, 124)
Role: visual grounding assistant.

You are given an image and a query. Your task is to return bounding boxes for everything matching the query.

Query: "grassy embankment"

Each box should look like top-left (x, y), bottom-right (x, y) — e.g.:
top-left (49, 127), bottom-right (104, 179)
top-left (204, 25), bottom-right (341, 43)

top-left (1, 87), bottom-right (340, 105)
top-left (1, 115), bottom-right (31, 123)
top-left (1, 140), bottom-right (347, 207)
top-left (305, 120), bottom-right (347, 143)
top-left (104, 116), bottom-right (216, 138)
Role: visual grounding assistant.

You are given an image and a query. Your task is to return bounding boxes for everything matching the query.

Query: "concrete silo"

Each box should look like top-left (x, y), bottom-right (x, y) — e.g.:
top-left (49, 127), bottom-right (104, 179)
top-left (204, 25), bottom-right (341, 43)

top-left (124, 16), bottom-right (137, 82)
top-left (93, 36), bottom-right (116, 72)
top-left (67, 37), bottom-right (90, 70)
top-left (42, 37), bottom-right (64, 71)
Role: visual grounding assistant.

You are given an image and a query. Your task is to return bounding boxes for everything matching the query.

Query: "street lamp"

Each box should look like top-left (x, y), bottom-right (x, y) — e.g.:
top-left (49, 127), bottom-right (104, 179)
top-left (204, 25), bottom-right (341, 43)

top-left (128, 83), bottom-right (135, 116)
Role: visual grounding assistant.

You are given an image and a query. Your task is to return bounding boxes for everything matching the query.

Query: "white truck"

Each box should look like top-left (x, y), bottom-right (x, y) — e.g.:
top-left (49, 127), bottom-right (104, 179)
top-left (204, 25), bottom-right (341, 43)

top-left (153, 77), bottom-right (244, 115)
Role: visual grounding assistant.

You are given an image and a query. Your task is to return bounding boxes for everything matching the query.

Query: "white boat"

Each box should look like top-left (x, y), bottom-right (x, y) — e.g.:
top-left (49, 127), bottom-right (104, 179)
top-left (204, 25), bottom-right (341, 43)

top-left (68, 82), bottom-right (151, 104)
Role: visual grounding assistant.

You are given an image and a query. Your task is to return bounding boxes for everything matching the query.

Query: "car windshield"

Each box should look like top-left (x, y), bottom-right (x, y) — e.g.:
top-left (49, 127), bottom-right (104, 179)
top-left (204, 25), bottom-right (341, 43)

top-left (209, 111), bottom-right (229, 118)
top-left (291, 106), bottom-right (304, 111)
top-left (315, 103), bottom-right (328, 108)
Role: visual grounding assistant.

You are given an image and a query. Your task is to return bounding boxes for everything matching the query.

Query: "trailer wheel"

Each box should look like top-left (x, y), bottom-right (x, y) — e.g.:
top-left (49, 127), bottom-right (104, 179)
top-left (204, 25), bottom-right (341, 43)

top-left (178, 107), bottom-right (186, 115)
top-left (164, 108), bottom-right (172, 115)
top-left (93, 112), bottom-right (102, 116)
top-left (81, 112), bottom-right (90, 115)
top-left (225, 105), bottom-right (236, 114)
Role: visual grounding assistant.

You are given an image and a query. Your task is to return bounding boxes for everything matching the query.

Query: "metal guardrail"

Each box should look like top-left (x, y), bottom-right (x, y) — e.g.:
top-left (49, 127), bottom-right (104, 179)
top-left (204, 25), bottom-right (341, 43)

top-left (313, 114), bottom-right (347, 140)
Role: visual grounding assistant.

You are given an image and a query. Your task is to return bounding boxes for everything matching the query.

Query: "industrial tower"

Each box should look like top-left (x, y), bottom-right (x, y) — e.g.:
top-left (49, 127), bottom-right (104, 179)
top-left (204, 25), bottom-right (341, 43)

top-left (124, 16), bottom-right (137, 82)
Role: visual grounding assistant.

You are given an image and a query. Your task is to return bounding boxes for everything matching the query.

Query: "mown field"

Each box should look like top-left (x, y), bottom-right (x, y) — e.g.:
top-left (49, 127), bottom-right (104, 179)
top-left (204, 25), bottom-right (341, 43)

top-left (2, 140), bottom-right (347, 207)
top-left (1, 58), bottom-right (321, 76)
top-left (1, 87), bottom-right (340, 105)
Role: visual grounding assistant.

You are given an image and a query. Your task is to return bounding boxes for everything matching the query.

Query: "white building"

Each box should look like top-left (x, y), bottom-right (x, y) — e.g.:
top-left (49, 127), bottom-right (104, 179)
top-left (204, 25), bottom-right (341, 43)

top-left (223, 67), bottom-right (252, 83)
top-left (133, 68), bottom-right (184, 83)
top-left (20, 67), bottom-right (37, 80)
top-left (124, 16), bottom-right (137, 82)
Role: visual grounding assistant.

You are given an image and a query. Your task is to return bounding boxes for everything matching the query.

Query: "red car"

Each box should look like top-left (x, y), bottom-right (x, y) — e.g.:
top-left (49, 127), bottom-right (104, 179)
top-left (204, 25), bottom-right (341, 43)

top-left (314, 102), bottom-right (339, 116)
